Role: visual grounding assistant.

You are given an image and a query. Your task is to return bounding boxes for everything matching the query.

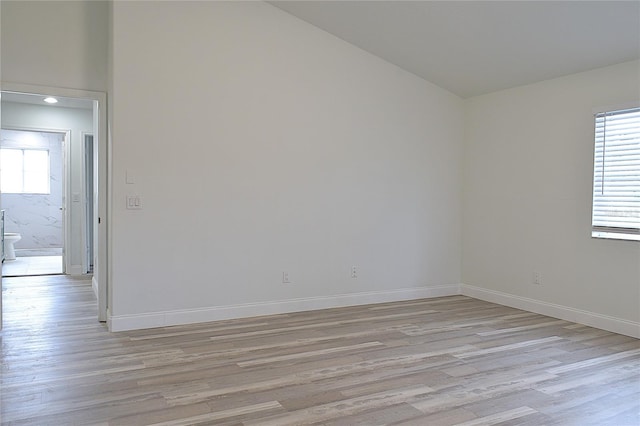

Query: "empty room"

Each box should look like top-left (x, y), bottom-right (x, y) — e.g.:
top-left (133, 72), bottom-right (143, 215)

top-left (1, 1), bottom-right (639, 425)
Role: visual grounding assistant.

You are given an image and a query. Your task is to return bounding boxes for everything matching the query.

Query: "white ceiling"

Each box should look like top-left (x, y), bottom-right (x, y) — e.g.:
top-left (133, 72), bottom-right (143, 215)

top-left (1, 91), bottom-right (93, 110)
top-left (270, 1), bottom-right (640, 98)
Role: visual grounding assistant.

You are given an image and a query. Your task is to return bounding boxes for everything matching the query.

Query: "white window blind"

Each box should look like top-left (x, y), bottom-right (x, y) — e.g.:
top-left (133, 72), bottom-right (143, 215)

top-left (592, 107), bottom-right (640, 240)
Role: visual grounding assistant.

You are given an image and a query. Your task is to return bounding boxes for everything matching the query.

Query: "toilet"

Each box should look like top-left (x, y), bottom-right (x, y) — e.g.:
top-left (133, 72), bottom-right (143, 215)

top-left (4, 233), bottom-right (22, 261)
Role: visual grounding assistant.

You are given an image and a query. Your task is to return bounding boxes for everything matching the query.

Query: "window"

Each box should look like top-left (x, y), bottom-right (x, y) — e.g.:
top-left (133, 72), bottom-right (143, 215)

top-left (0, 148), bottom-right (50, 194)
top-left (592, 107), bottom-right (640, 241)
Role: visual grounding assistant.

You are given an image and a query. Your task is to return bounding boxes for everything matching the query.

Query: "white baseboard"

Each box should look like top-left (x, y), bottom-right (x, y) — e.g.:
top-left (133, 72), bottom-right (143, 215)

top-left (108, 284), bottom-right (460, 332)
top-left (67, 265), bottom-right (83, 276)
top-left (15, 248), bottom-right (63, 257)
top-left (461, 284), bottom-right (640, 339)
top-left (107, 283), bottom-right (640, 338)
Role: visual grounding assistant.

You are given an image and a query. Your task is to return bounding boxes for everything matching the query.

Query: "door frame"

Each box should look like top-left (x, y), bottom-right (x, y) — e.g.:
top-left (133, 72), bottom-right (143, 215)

top-left (82, 132), bottom-right (95, 275)
top-left (0, 125), bottom-right (70, 273)
top-left (1, 82), bottom-right (110, 322)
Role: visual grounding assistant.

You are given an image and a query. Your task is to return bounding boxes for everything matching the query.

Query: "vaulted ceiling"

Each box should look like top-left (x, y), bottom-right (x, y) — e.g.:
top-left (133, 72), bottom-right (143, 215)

top-left (270, 1), bottom-right (640, 98)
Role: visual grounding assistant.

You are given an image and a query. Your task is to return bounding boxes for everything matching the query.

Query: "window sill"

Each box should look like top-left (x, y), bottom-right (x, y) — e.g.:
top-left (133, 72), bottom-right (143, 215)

top-left (592, 231), bottom-right (640, 242)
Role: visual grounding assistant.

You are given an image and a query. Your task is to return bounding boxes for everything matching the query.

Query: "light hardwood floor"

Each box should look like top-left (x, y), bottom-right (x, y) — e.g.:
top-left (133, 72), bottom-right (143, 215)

top-left (1, 275), bottom-right (639, 425)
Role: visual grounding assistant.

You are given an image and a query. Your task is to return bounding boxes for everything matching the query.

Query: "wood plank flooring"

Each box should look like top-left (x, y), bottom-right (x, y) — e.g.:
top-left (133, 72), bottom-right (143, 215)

top-left (1, 275), bottom-right (639, 425)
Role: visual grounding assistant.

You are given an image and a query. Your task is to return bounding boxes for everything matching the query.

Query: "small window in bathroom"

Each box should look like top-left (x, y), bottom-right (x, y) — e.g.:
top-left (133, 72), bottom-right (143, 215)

top-left (0, 148), bottom-right (51, 194)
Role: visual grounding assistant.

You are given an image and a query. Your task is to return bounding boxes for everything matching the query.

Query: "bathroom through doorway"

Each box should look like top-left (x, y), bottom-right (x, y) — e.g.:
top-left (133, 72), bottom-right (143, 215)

top-left (1, 128), bottom-right (66, 276)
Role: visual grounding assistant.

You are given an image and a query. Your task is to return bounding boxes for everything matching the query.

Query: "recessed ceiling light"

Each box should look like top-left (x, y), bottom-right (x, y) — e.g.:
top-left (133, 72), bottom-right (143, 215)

top-left (44, 97), bottom-right (58, 104)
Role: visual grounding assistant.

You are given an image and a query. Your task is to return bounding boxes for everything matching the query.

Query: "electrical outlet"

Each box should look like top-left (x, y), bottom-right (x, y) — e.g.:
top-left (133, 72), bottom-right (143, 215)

top-left (282, 271), bottom-right (290, 284)
top-left (351, 266), bottom-right (358, 279)
top-left (533, 271), bottom-right (542, 285)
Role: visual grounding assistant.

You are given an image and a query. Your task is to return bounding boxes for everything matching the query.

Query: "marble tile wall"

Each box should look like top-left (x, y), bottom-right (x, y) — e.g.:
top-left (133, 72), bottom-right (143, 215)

top-left (1, 129), bottom-right (64, 251)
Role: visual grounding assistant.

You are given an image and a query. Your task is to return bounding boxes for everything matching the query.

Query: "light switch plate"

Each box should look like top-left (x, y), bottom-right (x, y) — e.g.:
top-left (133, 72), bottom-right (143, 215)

top-left (126, 195), bottom-right (142, 210)
top-left (126, 170), bottom-right (136, 184)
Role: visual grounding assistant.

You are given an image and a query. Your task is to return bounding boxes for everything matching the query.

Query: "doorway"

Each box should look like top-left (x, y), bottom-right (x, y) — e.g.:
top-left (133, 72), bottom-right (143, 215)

top-left (0, 85), bottom-right (108, 324)
top-left (0, 128), bottom-right (67, 276)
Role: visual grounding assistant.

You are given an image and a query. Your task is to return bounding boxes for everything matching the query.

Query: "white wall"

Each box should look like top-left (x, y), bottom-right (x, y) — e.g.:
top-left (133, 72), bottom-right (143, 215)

top-left (6, 0), bottom-right (635, 335)
top-left (463, 61), bottom-right (640, 328)
top-left (0, 0), bottom-right (108, 92)
top-left (109, 1), bottom-right (463, 329)
top-left (1, 102), bottom-right (93, 273)
top-left (0, 0), bottom-right (3, 329)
